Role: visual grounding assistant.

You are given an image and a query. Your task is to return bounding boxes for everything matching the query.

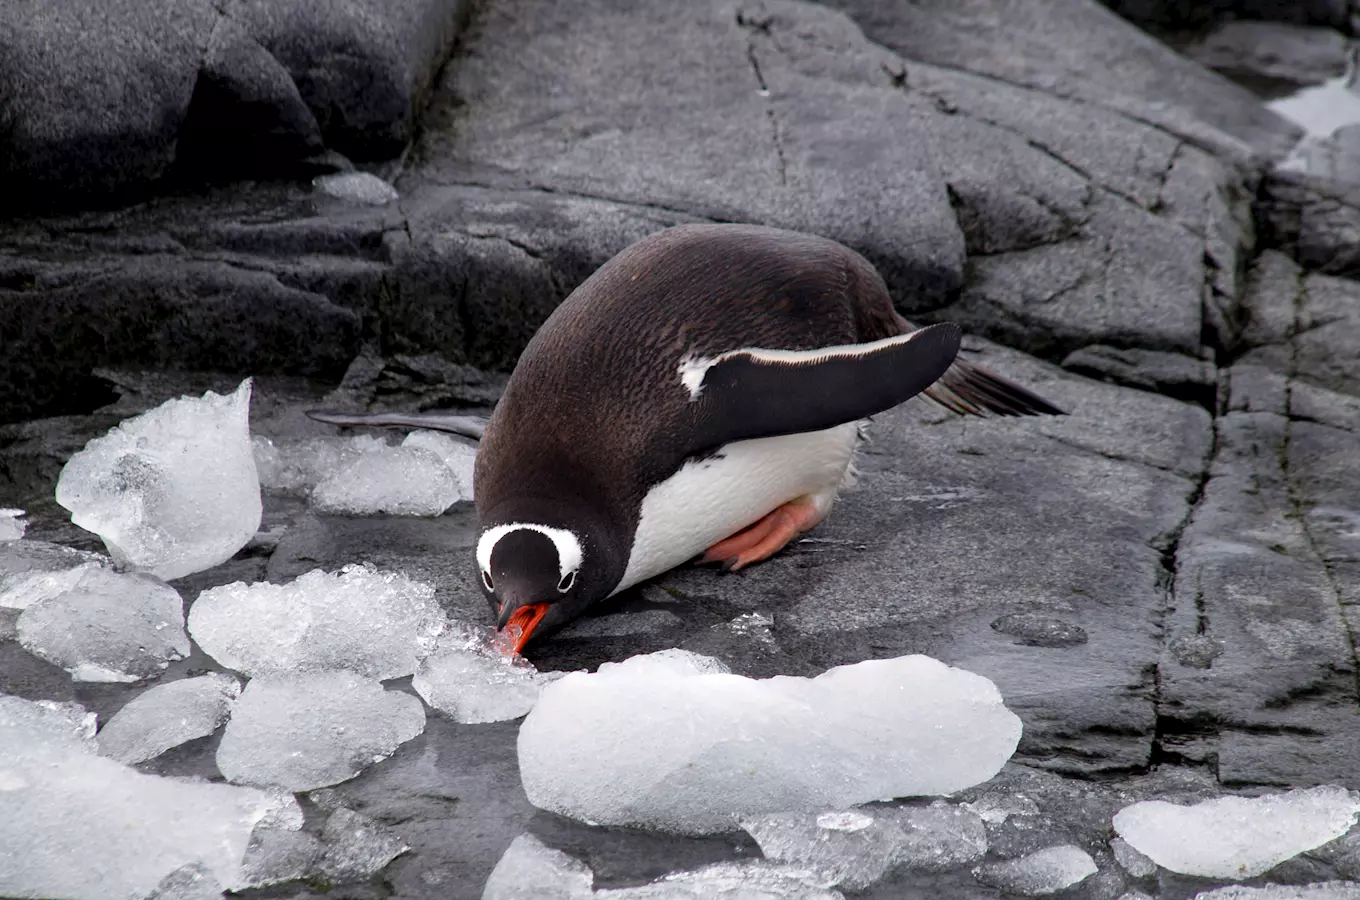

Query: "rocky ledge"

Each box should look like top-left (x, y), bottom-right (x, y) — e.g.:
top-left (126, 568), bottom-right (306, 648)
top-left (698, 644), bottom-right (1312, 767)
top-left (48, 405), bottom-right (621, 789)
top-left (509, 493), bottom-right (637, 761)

top-left (3, 0), bottom-right (1360, 898)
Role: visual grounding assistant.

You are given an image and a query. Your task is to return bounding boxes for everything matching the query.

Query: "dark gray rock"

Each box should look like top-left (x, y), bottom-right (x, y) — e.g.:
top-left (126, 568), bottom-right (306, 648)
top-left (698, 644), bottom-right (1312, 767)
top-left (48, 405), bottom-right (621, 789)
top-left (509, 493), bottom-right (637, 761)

top-left (1177, 21), bottom-right (1352, 89)
top-left (820, 0), bottom-right (1304, 160)
top-left (1062, 345), bottom-right (1216, 408)
top-left (1100, 0), bottom-right (1352, 34)
top-left (991, 614), bottom-right (1090, 648)
top-left (0, 0), bottom-right (470, 209)
top-left (1257, 170), bottom-right (1360, 277)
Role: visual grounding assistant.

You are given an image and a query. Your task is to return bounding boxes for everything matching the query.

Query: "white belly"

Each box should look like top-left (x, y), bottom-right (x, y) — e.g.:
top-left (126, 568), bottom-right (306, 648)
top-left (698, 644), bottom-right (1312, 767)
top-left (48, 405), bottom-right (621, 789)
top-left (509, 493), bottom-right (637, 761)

top-left (613, 421), bottom-right (863, 594)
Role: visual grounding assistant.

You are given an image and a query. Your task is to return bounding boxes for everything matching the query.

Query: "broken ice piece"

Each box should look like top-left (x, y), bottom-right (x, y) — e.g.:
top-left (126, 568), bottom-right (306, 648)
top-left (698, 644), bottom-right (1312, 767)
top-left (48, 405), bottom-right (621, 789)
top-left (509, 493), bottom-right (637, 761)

top-left (403, 430), bottom-right (477, 499)
top-left (252, 434), bottom-right (389, 494)
top-left (0, 540), bottom-right (106, 609)
top-left (481, 833), bottom-right (844, 900)
top-left (315, 808), bottom-right (409, 882)
top-left (0, 508), bottom-right (26, 540)
top-left (1112, 837), bottom-right (1157, 878)
top-left (1192, 883), bottom-right (1360, 899)
top-left (741, 805), bottom-right (987, 889)
top-left (311, 443), bottom-right (461, 516)
top-left (413, 623), bottom-right (564, 724)
top-left (973, 845), bottom-right (1098, 896)
top-left (518, 651), bottom-right (1022, 834)
top-left (0, 694), bottom-right (297, 900)
top-left (216, 671), bottom-right (426, 792)
top-left (239, 828), bottom-right (324, 889)
top-left (143, 863), bottom-right (224, 900)
top-left (17, 567), bottom-right (189, 682)
top-left (1113, 786), bottom-right (1360, 880)
top-left (313, 171), bottom-right (399, 206)
top-left (189, 564), bottom-right (446, 680)
top-left (55, 379), bottom-right (262, 580)
top-left (482, 833), bottom-right (594, 900)
top-left (97, 673), bottom-right (241, 764)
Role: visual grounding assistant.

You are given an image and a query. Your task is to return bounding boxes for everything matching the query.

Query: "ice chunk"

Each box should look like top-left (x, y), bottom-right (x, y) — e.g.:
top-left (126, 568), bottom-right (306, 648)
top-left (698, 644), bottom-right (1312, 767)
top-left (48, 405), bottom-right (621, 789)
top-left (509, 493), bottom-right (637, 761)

top-left (973, 845), bottom-right (1098, 896)
top-left (1194, 884), bottom-right (1360, 899)
top-left (518, 651), bottom-right (1022, 834)
top-left (189, 565), bottom-right (446, 680)
top-left (312, 443), bottom-right (461, 516)
top-left (315, 808), bottom-right (409, 882)
top-left (481, 834), bottom-right (843, 900)
top-left (403, 430), bottom-right (477, 499)
top-left (413, 623), bottom-right (563, 723)
top-left (97, 673), bottom-right (241, 764)
top-left (1113, 786), bottom-right (1360, 880)
top-left (0, 539), bottom-right (106, 609)
top-left (216, 671), bottom-right (426, 792)
top-left (313, 171), bottom-right (399, 206)
top-left (252, 434), bottom-right (388, 494)
top-left (55, 379), bottom-right (261, 580)
top-left (239, 828), bottom-right (323, 889)
top-left (1112, 837), bottom-right (1158, 878)
top-left (601, 861), bottom-right (843, 899)
top-left (0, 694), bottom-right (297, 900)
top-left (144, 863), bottom-right (224, 900)
top-left (483, 834), bottom-right (594, 900)
top-left (0, 508), bottom-right (26, 540)
top-left (741, 804), bottom-right (987, 889)
top-left (963, 791), bottom-right (1040, 825)
top-left (17, 567), bottom-right (189, 682)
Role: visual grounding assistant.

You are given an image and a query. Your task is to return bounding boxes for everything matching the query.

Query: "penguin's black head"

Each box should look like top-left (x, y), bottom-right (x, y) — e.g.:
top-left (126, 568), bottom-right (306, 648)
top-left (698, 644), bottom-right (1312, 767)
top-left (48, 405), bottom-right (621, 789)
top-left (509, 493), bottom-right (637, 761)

top-left (476, 523), bottom-right (594, 654)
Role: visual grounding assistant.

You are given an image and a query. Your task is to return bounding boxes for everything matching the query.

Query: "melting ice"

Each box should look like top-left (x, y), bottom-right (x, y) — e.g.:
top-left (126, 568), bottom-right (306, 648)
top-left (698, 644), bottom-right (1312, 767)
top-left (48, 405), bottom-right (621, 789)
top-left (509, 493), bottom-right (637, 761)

top-left (16, 567), bottom-right (189, 682)
top-left (482, 833), bottom-right (844, 900)
top-left (54, 379), bottom-right (261, 580)
top-left (189, 564), bottom-right (446, 680)
top-left (216, 670), bottom-right (426, 792)
top-left (0, 694), bottom-right (299, 900)
top-left (97, 673), bottom-right (241, 764)
top-left (1113, 786), bottom-right (1360, 880)
top-left (413, 623), bottom-right (563, 723)
top-left (0, 508), bottom-right (26, 540)
top-left (311, 439), bottom-right (466, 516)
top-left (972, 845), bottom-right (1098, 896)
top-left (517, 649), bottom-right (1022, 834)
top-left (0, 539), bottom-right (105, 609)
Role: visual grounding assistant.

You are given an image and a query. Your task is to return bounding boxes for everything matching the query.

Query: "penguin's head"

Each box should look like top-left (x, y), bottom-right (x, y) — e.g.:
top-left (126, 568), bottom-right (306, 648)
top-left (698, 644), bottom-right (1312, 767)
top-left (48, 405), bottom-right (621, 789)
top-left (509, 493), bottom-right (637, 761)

top-left (475, 523), bottom-right (593, 654)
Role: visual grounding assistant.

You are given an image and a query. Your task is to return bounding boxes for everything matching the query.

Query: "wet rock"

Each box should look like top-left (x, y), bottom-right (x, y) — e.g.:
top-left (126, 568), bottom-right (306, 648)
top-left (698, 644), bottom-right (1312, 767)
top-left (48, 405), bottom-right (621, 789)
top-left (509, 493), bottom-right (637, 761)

top-left (1257, 170), bottom-right (1360, 278)
top-left (1178, 22), bottom-right (1352, 90)
top-left (1062, 346), bottom-right (1216, 407)
top-left (991, 614), bottom-right (1089, 648)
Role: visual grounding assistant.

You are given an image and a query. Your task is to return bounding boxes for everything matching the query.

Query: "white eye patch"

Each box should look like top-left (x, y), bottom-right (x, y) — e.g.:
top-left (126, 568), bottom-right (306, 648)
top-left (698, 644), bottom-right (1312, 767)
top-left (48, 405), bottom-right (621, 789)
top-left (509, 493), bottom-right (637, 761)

top-left (476, 522), bottom-right (584, 585)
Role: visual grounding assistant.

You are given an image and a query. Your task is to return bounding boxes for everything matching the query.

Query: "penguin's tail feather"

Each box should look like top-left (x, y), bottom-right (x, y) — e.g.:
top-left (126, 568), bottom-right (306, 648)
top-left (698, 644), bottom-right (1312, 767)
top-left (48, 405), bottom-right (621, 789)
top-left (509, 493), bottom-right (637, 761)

top-left (922, 358), bottom-right (1067, 417)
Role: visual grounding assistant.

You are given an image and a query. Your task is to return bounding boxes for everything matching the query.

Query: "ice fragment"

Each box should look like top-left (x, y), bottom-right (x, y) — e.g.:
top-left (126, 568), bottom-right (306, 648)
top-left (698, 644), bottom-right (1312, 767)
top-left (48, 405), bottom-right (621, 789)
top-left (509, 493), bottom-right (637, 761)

top-left (403, 430), bottom-right (477, 500)
top-left (315, 808), bottom-right (409, 882)
top-left (0, 694), bottom-right (296, 900)
top-left (973, 845), bottom-right (1098, 895)
top-left (239, 828), bottom-right (324, 889)
top-left (252, 434), bottom-right (388, 494)
top-left (1194, 884), bottom-right (1360, 900)
top-left (1112, 837), bottom-right (1158, 878)
top-left (144, 864), bottom-right (224, 900)
top-left (413, 623), bottom-right (563, 723)
top-left (0, 540), bottom-right (106, 609)
top-left (55, 379), bottom-right (261, 580)
top-left (97, 673), bottom-right (240, 764)
top-left (1113, 786), bottom-right (1360, 880)
top-left (313, 171), bottom-right (399, 205)
top-left (0, 509), bottom-right (26, 540)
top-left (17, 567), bottom-right (189, 682)
top-left (312, 444), bottom-right (461, 516)
top-left (518, 651), bottom-right (1022, 834)
top-left (742, 805), bottom-right (987, 889)
top-left (216, 671), bottom-right (426, 792)
top-left (189, 565), bottom-right (446, 680)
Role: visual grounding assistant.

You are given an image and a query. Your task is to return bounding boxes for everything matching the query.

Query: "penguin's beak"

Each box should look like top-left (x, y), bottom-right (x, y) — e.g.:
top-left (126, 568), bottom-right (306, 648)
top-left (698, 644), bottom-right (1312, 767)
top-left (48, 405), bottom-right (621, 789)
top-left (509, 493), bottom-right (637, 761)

top-left (495, 602), bottom-right (550, 655)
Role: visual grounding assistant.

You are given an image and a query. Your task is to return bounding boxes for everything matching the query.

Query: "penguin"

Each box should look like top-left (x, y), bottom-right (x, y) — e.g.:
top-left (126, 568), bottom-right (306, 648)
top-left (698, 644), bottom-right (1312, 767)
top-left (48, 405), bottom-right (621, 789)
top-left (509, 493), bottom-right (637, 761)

top-left (309, 223), bottom-right (1064, 653)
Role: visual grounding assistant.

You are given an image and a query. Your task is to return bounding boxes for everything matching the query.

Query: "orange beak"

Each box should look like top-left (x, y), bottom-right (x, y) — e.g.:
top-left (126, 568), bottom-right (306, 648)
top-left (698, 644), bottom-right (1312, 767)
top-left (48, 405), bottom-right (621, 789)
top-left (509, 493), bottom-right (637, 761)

top-left (495, 603), bottom-right (550, 656)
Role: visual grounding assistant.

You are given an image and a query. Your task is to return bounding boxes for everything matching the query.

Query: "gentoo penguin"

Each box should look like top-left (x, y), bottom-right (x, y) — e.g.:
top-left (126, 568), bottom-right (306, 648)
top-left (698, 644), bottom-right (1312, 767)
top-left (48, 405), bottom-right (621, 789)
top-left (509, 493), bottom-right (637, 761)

top-left (311, 224), bottom-right (1063, 653)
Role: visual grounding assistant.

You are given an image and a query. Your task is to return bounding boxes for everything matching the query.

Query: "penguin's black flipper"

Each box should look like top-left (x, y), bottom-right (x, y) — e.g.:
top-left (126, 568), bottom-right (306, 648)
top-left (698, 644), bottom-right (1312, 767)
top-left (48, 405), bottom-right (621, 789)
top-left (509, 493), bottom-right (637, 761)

top-left (923, 360), bottom-right (1067, 417)
top-left (683, 322), bottom-right (962, 450)
top-left (304, 409), bottom-right (488, 441)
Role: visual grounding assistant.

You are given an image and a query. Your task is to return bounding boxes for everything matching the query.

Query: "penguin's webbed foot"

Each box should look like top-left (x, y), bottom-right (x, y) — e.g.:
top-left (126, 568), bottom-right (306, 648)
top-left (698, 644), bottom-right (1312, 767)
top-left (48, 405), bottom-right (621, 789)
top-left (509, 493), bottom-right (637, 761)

top-left (699, 500), bottom-right (827, 572)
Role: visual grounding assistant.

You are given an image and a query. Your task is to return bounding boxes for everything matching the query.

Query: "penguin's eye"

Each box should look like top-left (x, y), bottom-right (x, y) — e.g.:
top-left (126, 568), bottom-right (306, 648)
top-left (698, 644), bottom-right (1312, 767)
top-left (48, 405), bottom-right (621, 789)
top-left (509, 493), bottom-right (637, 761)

top-left (557, 570), bottom-right (576, 593)
top-left (482, 570), bottom-right (494, 592)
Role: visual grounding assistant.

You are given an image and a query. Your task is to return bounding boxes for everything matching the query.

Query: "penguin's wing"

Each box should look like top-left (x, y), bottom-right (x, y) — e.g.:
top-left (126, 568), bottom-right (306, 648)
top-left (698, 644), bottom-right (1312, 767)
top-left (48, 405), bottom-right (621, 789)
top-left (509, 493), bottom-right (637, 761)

top-left (680, 322), bottom-right (961, 449)
top-left (304, 409), bottom-right (488, 441)
top-left (923, 359), bottom-right (1068, 417)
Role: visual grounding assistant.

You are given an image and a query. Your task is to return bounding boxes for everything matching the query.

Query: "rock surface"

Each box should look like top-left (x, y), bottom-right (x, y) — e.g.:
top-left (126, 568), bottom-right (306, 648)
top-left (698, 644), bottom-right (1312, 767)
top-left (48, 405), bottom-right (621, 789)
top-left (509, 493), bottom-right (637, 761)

top-left (3, 0), bottom-right (1360, 897)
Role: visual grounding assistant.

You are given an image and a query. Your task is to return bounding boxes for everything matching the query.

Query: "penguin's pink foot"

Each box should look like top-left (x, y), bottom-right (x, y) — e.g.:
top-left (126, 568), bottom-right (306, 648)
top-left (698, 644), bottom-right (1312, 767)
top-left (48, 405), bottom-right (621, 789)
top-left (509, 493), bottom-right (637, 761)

top-left (700, 499), bottom-right (828, 572)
